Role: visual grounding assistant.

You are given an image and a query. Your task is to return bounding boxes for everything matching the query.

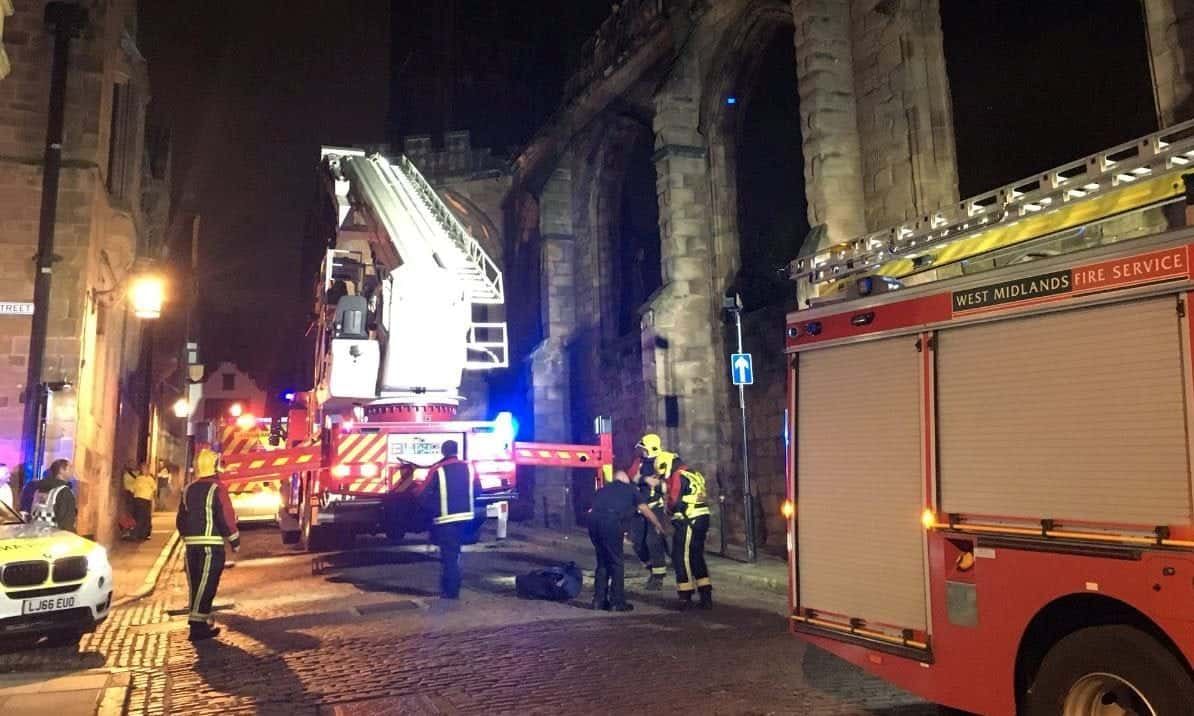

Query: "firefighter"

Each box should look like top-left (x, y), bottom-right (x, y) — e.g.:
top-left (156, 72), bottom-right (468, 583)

top-left (123, 462), bottom-right (157, 540)
top-left (422, 440), bottom-right (478, 599)
top-left (177, 448), bottom-right (239, 641)
top-left (663, 453), bottom-right (713, 610)
top-left (589, 469), bottom-right (666, 611)
top-left (24, 459), bottom-right (77, 532)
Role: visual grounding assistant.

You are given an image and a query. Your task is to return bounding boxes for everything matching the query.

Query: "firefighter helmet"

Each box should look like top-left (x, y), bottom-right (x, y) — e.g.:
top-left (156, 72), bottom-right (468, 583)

top-left (195, 448), bottom-right (221, 478)
top-left (654, 450), bottom-right (677, 477)
top-left (635, 433), bottom-right (662, 458)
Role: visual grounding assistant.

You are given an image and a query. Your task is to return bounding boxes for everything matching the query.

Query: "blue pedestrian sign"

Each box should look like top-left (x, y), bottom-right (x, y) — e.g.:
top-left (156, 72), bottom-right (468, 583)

top-left (731, 353), bottom-right (754, 386)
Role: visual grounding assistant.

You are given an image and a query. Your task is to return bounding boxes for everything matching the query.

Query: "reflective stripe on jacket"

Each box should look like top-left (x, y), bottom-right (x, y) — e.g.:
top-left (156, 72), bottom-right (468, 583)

top-left (177, 478), bottom-right (240, 547)
top-left (667, 467), bottom-right (710, 520)
top-left (426, 458), bottom-right (476, 525)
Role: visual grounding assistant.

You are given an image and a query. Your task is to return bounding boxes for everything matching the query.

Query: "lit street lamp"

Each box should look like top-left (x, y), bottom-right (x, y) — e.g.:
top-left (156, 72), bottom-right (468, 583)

top-left (172, 398), bottom-right (190, 419)
top-left (129, 274), bottom-right (165, 319)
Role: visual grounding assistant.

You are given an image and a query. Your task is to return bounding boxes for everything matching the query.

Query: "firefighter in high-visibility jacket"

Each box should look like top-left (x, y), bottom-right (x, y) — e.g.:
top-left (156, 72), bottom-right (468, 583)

top-left (663, 453), bottom-right (713, 609)
top-left (176, 448), bottom-right (239, 640)
top-left (421, 440), bottom-right (479, 599)
top-left (628, 434), bottom-right (670, 589)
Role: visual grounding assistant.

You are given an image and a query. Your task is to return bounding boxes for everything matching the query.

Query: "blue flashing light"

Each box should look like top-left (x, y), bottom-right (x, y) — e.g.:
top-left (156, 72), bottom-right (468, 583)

top-left (283, 391), bottom-right (296, 402)
top-left (726, 96), bottom-right (737, 105)
top-left (494, 411), bottom-right (520, 444)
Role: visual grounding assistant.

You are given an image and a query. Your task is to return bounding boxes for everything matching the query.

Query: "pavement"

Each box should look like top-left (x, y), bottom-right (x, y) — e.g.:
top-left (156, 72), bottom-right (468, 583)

top-left (0, 511), bottom-right (179, 716)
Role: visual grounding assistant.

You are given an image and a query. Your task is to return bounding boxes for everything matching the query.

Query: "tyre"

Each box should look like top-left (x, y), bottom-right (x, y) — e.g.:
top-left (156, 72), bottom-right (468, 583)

top-left (1025, 625), bottom-right (1194, 716)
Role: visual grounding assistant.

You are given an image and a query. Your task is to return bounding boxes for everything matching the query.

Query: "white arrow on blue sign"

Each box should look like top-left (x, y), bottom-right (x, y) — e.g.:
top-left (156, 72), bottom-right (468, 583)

top-left (731, 353), bottom-right (754, 386)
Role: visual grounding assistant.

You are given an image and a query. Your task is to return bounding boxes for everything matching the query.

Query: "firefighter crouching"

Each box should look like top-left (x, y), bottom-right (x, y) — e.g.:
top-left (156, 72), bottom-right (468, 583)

top-left (177, 448), bottom-right (239, 641)
top-left (662, 454), bottom-right (713, 610)
top-left (629, 434), bottom-right (670, 590)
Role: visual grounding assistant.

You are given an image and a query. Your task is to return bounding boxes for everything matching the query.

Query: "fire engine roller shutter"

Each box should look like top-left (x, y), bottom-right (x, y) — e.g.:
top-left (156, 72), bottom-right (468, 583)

top-left (797, 336), bottom-right (927, 631)
top-left (937, 296), bottom-right (1192, 525)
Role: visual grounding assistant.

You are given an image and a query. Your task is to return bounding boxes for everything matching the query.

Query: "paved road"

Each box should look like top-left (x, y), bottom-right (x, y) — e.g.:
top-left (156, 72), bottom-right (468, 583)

top-left (0, 524), bottom-right (939, 714)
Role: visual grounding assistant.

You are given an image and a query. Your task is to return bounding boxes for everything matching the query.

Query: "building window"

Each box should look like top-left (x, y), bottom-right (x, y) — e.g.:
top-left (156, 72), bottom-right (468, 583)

top-left (106, 82), bottom-right (136, 200)
top-left (222, 374), bottom-right (235, 391)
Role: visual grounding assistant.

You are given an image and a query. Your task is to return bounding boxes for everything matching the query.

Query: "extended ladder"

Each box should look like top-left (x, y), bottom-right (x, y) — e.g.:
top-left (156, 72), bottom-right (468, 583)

top-left (791, 118), bottom-right (1194, 301)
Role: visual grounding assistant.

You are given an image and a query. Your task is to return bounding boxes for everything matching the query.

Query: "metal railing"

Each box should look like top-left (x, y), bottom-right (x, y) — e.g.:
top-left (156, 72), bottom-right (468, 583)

top-left (791, 118), bottom-right (1194, 291)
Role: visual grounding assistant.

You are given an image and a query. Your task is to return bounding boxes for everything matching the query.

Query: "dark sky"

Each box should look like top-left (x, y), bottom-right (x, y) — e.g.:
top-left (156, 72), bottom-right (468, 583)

top-left (139, 1), bottom-right (1158, 390)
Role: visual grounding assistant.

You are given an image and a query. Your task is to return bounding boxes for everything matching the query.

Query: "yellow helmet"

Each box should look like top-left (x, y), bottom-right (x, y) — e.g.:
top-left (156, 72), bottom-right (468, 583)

top-left (195, 448), bottom-right (221, 478)
top-left (654, 450), bottom-right (677, 477)
top-left (635, 433), bottom-right (662, 458)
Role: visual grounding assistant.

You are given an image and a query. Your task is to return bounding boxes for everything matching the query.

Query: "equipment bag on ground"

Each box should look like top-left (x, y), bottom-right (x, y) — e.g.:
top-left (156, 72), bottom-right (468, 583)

top-left (515, 562), bottom-right (583, 601)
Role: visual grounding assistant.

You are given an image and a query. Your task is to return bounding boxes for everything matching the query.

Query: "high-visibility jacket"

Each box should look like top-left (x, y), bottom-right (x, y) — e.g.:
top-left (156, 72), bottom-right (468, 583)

top-left (423, 457), bottom-right (477, 525)
top-left (176, 478), bottom-right (240, 548)
top-left (24, 478), bottom-right (77, 532)
top-left (124, 471), bottom-right (157, 501)
top-left (667, 464), bottom-right (710, 520)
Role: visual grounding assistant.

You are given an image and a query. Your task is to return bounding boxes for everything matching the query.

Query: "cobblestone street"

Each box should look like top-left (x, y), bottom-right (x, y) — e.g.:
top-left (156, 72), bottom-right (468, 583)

top-left (0, 525), bottom-right (936, 715)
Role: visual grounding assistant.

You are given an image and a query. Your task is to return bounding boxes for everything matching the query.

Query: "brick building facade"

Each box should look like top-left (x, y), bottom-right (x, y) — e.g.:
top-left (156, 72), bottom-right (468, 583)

top-left (0, 0), bottom-right (166, 544)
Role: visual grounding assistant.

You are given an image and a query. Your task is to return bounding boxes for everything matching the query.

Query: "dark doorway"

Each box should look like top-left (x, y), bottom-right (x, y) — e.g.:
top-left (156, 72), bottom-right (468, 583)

top-left (616, 129), bottom-right (662, 337)
top-left (734, 25), bottom-right (808, 311)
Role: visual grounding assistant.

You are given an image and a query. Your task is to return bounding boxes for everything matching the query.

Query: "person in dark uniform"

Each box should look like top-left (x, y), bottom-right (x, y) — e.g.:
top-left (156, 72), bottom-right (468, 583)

top-left (24, 459), bottom-right (77, 531)
top-left (422, 440), bottom-right (479, 599)
top-left (589, 469), bottom-right (666, 612)
top-left (177, 448), bottom-right (240, 641)
top-left (629, 469), bottom-right (669, 590)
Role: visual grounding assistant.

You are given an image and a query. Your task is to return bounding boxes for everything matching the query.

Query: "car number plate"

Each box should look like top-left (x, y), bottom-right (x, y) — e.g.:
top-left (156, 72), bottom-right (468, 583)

top-left (387, 432), bottom-right (465, 467)
top-left (21, 594), bottom-right (76, 615)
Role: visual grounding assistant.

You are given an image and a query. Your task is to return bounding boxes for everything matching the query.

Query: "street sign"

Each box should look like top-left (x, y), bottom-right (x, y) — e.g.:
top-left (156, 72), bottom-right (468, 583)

top-left (731, 352), bottom-right (754, 385)
top-left (0, 302), bottom-right (33, 316)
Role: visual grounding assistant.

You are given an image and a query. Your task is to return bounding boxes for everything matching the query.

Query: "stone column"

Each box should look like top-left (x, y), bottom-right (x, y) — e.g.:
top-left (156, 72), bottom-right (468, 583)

top-left (1144, 0), bottom-right (1194, 126)
top-left (530, 166), bottom-right (577, 528)
top-left (647, 59), bottom-right (726, 547)
top-left (851, 0), bottom-right (958, 228)
top-left (790, 0), bottom-right (868, 242)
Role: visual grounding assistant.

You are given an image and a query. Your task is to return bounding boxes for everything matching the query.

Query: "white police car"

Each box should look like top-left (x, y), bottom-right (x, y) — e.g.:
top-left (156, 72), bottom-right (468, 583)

top-left (0, 502), bottom-right (112, 647)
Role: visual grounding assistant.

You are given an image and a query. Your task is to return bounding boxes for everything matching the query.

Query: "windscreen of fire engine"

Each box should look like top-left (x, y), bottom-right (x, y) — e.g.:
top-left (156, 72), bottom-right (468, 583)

top-left (937, 295), bottom-right (1192, 526)
top-left (797, 335), bottom-right (927, 632)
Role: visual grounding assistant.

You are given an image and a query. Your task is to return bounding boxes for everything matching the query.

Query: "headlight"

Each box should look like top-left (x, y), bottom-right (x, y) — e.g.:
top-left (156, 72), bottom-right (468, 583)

top-left (87, 545), bottom-right (109, 572)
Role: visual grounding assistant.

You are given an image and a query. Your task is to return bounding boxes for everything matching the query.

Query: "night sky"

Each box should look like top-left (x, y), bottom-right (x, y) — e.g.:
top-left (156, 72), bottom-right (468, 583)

top-left (139, 0), bottom-right (1157, 391)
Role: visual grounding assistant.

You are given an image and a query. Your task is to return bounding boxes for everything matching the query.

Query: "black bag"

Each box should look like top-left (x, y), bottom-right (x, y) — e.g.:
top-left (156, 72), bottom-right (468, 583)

top-left (515, 562), bottom-right (583, 601)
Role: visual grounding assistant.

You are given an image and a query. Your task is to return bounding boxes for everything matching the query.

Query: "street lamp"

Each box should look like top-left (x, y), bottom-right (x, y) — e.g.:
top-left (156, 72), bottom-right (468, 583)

top-left (129, 274), bottom-right (165, 319)
top-left (172, 398), bottom-right (190, 419)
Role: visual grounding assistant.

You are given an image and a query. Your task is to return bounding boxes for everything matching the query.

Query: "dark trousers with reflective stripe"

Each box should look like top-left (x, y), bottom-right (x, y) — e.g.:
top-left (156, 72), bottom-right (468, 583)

top-left (184, 545), bottom-right (226, 623)
top-left (432, 522), bottom-right (464, 598)
top-left (630, 510), bottom-right (668, 576)
top-left (589, 514), bottom-right (626, 607)
top-left (672, 514), bottom-right (710, 597)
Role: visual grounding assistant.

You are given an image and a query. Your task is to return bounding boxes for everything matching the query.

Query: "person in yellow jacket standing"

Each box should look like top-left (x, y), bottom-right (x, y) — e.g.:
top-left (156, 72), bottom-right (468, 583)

top-left (176, 448), bottom-right (239, 640)
top-left (124, 463), bottom-right (157, 540)
top-left (663, 453), bottom-right (713, 610)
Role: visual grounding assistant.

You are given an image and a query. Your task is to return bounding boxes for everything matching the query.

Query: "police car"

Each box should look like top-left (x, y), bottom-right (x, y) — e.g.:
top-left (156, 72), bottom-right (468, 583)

top-left (0, 501), bottom-right (112, 647)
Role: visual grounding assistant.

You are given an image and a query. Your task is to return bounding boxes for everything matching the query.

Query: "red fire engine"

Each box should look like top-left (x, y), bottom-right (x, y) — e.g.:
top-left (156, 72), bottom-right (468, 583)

top-left (785, 120), bottom-right (1194, 713)
top-left (213, 146), bottom-right (612, 550)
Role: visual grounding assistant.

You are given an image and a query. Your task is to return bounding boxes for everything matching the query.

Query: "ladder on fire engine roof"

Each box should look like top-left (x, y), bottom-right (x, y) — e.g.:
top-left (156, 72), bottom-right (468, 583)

top-left (322, 147), bottom-right (508, 369)
top-left (790, 117), bottom-right (1194, 298)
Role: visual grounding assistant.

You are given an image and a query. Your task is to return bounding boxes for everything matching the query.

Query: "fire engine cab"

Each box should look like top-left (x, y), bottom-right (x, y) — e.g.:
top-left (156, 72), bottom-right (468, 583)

top-left (785, 120), bottom-right (1194, 714)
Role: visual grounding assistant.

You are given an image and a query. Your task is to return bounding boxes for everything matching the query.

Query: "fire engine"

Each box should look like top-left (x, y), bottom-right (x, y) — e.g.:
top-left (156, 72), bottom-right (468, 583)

top-left (216, 147), bottom-right (612, 551)
top-left (785, 120), bottom-right (1194, 714)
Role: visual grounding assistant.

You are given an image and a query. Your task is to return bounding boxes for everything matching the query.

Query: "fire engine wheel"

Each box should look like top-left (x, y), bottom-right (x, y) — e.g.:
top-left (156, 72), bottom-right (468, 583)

top-left (1025, 625), bottom-right (1194, 716)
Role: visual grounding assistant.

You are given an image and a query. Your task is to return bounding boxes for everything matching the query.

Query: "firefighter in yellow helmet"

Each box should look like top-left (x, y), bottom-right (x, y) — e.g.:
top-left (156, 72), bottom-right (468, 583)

top-left (626, 434), bottom-right (670, 590)
top-left (662, 452), bottom-right (713, 609)
top-left (176, 447), bottom-right (239, 640)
